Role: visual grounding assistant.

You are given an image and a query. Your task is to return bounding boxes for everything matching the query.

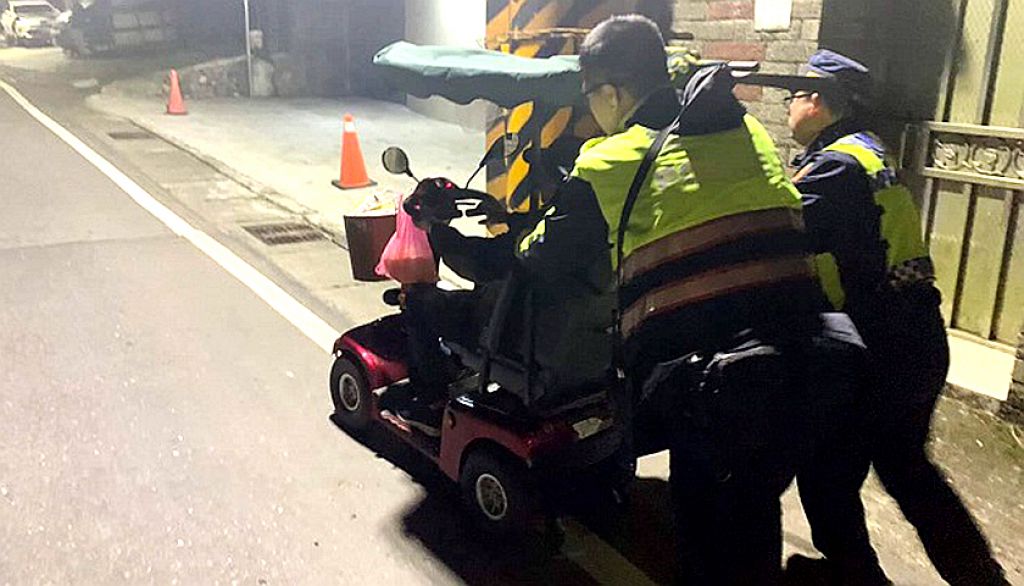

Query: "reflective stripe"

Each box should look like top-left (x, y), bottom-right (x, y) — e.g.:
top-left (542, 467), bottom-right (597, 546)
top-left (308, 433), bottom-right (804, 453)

top-left (622, 208), bottom-right (805, 282)
top-left (889, 256), bottom-right (935, 288)
top-left (823, 140), bottom-right (886, 177)
top-left (517, 207), bottom-right (555, 254)
top-left (621, 255), bottom-right (815, 337)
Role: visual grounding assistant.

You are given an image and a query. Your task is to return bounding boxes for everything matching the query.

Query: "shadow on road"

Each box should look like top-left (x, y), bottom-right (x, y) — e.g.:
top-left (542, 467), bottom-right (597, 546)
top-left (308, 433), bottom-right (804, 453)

top-left (327, 414), bottom-right (681, 585)
top-left (572, 477), bottom-right (679, 584)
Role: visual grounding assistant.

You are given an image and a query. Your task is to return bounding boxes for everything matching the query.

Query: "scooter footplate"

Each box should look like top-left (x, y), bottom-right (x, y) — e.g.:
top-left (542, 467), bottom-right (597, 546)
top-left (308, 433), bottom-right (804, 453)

top-left (380, 409), bottom-right (413, 434)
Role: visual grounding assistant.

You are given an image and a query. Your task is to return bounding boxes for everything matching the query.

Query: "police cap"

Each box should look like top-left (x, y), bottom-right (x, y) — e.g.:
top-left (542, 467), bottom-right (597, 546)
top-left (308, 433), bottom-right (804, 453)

top-left (799, 50), bottom-right (872, 105)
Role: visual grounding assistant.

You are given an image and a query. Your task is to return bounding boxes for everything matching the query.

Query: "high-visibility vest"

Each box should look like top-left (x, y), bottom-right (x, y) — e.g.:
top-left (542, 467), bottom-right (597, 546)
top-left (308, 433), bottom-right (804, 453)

top-left (810, 132), bottom-right (934, 309)
top-left (571, 114), bottom-right (817, 339)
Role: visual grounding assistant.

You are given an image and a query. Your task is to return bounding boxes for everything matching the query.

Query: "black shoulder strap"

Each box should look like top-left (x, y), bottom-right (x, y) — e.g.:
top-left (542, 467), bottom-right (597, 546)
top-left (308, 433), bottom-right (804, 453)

top-left (612, 117), bottom-right (679, 369)
top-left (615, 119), bottom-right (680, 281)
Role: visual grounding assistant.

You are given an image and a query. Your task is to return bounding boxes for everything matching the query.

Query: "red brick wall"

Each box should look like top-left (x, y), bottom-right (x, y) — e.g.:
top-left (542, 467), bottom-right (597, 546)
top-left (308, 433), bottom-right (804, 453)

top-left (673, 0), bottom-right (824, 161)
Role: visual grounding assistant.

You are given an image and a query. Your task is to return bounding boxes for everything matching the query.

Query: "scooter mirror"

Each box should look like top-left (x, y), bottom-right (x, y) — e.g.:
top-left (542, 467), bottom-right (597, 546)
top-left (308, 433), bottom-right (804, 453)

top-left (382, 147), bottom-right (412, 177)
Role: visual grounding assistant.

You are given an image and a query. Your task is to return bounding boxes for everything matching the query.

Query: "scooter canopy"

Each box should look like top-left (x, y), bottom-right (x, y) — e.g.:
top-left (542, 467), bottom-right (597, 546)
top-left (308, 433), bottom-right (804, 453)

top-left (374, 42), bottom-right (764, 111)
top-left (373, 41), bottom-right (583, 109)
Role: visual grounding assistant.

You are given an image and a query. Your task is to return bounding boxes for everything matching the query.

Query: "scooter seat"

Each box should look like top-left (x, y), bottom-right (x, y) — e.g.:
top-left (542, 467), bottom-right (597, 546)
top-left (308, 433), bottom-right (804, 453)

top-left (445, 341), bottom-right (607, 413)
top-left (445, 341), bottom-right (540, 400)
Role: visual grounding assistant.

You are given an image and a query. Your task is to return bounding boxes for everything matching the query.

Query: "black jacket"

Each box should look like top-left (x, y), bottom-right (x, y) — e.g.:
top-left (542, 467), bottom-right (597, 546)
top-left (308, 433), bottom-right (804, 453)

top-left (792, 120), bottom-right (943, 350)
top-left (792, 118), bottom-right (889, 310)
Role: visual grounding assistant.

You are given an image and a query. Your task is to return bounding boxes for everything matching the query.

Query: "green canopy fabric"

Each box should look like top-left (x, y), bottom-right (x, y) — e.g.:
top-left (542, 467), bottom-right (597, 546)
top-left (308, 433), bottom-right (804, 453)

top-left (373, 41), bottom-right (583, 109)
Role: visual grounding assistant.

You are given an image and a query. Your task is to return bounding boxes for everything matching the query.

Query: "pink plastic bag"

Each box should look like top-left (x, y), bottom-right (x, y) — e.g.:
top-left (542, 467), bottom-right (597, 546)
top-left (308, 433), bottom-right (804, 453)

top-left (375, 197), bottom-right (438, 284)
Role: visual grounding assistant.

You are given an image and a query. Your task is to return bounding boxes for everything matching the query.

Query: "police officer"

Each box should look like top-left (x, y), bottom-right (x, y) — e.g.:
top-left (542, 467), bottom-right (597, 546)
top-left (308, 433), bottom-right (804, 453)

top-left (569, 17), bottom-right (864, 584)
top-left (785, 50), bottom-right (1008, 585)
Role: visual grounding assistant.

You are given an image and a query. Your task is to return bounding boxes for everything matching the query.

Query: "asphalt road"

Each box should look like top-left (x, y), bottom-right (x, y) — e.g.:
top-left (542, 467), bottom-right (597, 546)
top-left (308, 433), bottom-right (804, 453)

top-left (0, 85), bottom-right (604, 585)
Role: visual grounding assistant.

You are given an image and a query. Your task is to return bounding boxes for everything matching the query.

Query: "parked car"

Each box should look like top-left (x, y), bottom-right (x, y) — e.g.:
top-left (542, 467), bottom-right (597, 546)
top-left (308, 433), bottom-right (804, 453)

top-left (54, 3), bottom-right (115, 57)
top-left (2, 1), bottom-right (61, 47)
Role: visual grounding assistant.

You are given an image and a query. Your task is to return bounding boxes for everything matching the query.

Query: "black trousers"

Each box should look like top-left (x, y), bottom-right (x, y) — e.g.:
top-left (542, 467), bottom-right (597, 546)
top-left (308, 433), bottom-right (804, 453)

top-left (797, 307), bottom-right (1007, 585)
top-left (643, 334), bottom-right (864, 585)
top-left (403, 286), bottom-right (485, 403)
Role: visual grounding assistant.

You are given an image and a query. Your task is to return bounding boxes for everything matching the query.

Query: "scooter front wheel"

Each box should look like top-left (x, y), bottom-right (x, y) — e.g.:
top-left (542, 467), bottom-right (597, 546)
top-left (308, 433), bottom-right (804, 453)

top-left (330, 356), bottom-right (373, 432)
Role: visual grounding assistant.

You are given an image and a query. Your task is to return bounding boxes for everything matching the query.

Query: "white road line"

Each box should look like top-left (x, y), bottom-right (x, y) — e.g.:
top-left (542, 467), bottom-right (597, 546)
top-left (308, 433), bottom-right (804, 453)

top-left (1, 78), bottom-right (660, 586)
top-left (0, 78), bottom-right (340, 353)
top-left (562, 518), bottom-right (659, 586)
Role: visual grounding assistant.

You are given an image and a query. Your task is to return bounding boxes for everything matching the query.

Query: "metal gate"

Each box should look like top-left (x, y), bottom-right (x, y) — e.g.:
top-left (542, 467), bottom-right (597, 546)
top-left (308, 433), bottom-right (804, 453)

top-left (911, 0), bottom-right (1024, 345)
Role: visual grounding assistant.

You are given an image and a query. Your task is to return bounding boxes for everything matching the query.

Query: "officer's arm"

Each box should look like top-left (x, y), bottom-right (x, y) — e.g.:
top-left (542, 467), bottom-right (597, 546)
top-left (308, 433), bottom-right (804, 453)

top-left (428, 224), bottom-right (515, 283)
top-left (796, 153), bottom-right (888, 296)
top-left (795, 154), bottom-right (878, 255)
top-left (516, 177), bottom-right (610, 278)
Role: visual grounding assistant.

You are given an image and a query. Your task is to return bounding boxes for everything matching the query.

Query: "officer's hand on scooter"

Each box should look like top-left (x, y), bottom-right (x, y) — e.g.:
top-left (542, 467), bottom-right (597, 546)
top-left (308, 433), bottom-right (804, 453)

top-left (462, 193), bottom-right (510, 226)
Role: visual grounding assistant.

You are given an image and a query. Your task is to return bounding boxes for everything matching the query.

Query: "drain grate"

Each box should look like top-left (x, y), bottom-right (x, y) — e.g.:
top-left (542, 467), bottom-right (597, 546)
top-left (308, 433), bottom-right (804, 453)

top-left (243, 222), bottom-right (326, 246)
top-left (108, 130), bottom-right (157, 141)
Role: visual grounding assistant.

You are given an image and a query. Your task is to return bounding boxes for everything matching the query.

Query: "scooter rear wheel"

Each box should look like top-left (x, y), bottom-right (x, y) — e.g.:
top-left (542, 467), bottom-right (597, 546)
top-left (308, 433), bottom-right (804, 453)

top-left (460, 449), bottom-right (538, 535)
top-left (330, 356), bottom-right (372, 431)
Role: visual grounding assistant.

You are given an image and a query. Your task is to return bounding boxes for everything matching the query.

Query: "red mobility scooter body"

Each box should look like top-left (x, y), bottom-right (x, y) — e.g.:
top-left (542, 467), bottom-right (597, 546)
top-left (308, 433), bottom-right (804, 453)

top-left (330, 310), bottom-right (621, 532)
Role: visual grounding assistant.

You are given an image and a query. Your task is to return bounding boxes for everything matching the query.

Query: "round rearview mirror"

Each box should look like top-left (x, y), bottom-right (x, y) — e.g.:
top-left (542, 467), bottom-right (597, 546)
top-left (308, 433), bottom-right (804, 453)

top-left (382, 147), bottom-right (410, 176)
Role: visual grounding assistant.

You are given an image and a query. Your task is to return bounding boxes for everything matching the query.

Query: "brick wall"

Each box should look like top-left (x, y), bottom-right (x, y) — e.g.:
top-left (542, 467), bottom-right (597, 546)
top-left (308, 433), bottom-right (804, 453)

top-left (673, 0), bottom-right (824, 161)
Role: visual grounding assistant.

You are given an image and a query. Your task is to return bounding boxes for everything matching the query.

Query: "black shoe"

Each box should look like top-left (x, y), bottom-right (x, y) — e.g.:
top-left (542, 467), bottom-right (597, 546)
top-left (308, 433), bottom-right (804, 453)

top-left (785, 555), bottom-right (832, 586)
top-left (397, 401), bottom-right (443, 437)
top-left (784, 554), bottom-right (892, 586)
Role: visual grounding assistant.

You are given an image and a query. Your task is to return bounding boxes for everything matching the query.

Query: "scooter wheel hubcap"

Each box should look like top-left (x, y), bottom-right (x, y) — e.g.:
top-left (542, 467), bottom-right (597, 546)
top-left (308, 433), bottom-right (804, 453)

top-left (475, 473), bottom-right (508, 521)
top-left (339, 373), bottom-right (361, 412)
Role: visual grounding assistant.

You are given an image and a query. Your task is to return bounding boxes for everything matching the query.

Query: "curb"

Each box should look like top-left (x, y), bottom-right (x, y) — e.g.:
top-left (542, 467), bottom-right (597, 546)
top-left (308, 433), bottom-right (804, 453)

top-left (943, 383), bottom-right (1021, 426)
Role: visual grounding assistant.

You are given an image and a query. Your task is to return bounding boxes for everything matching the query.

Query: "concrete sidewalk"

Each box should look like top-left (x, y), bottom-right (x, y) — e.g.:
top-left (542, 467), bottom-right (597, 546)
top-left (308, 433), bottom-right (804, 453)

top-left (88, 89), bottom-right (486, 241)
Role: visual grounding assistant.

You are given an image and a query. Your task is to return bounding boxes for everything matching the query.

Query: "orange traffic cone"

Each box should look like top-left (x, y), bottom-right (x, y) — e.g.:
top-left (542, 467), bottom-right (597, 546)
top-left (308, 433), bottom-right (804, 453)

top-left (332, 113), bottom-right (375, 190)
top-left (166, 69), bottom-right (187, 116)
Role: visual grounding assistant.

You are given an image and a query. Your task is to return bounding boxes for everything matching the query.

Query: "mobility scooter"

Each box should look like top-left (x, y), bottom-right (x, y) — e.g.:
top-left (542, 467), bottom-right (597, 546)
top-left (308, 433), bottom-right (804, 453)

top-left (329, 143), bottom-right (624, 533)
top-left (329, 42), bottom-right (626, 534)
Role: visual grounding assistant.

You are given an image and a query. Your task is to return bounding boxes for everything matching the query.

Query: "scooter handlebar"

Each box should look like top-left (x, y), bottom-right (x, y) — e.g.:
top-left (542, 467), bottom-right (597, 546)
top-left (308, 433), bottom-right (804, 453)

top-left (402, 178), bottom-right (487, 222)
top-left (404, 177), bottom-right (505, 227)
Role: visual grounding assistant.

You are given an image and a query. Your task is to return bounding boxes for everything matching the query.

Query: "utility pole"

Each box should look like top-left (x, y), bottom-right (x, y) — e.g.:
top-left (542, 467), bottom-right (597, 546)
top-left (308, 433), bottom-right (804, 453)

top-left (243, 0), bottom-right (253, 98)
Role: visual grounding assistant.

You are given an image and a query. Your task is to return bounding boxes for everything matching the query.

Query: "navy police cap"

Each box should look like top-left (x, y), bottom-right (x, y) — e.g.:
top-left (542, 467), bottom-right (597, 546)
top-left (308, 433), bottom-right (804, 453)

top-left (800, 49), bottom-right (871, 100)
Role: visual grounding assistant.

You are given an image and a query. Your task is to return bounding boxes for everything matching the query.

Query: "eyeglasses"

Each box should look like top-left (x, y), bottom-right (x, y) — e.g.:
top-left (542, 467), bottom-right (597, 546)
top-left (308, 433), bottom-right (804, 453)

top-left (783, 92), bottom-right (815, 105)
